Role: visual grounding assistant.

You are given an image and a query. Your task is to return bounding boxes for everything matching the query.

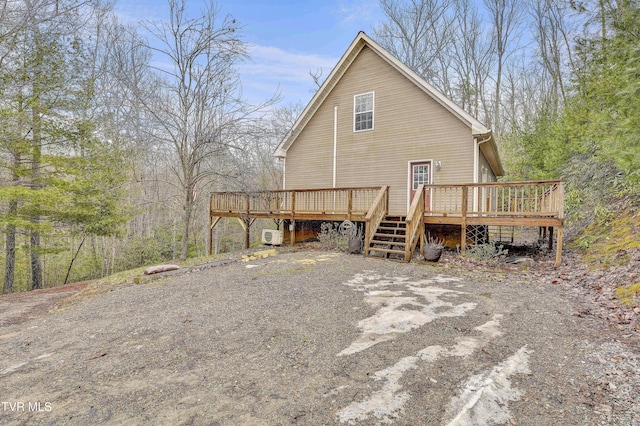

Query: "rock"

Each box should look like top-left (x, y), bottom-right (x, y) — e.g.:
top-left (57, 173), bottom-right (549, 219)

top-left (504, 256), bottom-right (535, 266)
top-left (241, 249), bottom-right (277, 262)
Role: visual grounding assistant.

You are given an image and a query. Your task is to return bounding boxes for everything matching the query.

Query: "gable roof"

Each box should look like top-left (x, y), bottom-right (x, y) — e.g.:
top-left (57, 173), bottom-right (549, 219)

top-left (275, 31), bottom-right (504, 176)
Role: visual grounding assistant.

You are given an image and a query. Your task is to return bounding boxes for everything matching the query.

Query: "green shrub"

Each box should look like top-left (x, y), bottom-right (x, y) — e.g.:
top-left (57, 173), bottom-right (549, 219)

top-left (317, 222), bottom-right (349, 252)
top-left (465, 243), bottom-right (509, 264)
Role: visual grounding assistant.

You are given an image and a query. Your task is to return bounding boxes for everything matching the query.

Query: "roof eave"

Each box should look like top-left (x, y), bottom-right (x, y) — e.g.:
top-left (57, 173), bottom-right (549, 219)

top-left (475, 131), bottom-right (505, 177)
top-left (274, 32), bottom-right (369, 157)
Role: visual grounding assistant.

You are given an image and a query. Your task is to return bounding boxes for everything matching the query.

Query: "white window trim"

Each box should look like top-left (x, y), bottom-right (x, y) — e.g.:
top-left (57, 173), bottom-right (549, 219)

top-left (353, 91), bottom-right (374, 132)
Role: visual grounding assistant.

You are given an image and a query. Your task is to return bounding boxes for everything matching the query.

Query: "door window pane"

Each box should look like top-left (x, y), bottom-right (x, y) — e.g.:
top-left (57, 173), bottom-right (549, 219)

top-left (413, 164), bottom-right (430, 189)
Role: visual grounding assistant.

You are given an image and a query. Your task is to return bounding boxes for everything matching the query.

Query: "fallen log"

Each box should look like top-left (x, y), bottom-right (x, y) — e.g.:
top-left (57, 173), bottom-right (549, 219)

top-left (143, 264), bottom-right (180, 275)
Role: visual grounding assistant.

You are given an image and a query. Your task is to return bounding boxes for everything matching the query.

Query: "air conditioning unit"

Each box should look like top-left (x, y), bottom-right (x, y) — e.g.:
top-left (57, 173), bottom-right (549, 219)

top-left (261, 229), bottom-right (283, 246)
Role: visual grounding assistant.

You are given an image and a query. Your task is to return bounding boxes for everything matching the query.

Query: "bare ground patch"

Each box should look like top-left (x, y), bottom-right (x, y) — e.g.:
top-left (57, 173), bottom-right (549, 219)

top-left (0, 282), bottom-right (89, 327)
top-left (0, 250), bottom-right (638, 425)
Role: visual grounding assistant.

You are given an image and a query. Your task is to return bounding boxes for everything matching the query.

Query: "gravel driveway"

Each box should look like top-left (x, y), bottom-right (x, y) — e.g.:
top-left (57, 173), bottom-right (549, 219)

top-left (1, 249), bottom-right (638, 425)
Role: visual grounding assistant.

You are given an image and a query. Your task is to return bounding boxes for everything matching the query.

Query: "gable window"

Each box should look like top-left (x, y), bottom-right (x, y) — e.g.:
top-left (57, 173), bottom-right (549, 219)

top-left (354, 92), bottom-right (374, 132)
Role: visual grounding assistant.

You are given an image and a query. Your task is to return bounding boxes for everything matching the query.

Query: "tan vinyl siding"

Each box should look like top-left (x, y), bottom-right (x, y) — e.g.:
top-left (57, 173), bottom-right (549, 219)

top-left (285, 46), bottom-right (477, 215)
top-left (284, 105), bottom-right (334, 189)
top-left (478, 151), bottom-right (497, 183)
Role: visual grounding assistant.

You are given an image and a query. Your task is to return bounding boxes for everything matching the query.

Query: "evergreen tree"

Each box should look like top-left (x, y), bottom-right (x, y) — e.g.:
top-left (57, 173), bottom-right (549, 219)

top-left (0, 1), bottom-right (129, 292)
top-left (564, 1), bottom-right (640, 186)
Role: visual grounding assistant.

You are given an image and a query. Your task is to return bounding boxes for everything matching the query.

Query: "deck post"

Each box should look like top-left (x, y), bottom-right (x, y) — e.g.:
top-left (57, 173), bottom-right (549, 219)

top-left (236, 217), bottom-right (250, 249)
top-left (364, 220), bottom-right (370, 257)
top-left (548, 226), bottom-right (554, 251)
top-left (244, 219), bottom-right (250, 249)
top-left (460, 186), bottom-right (468, 253)
top-left (290, 191), bottom-right (296, 245)
top-left (555, 226), bottom-right (563, 268)
top-left (289, 220), bottom-right (296, 246)
top-left (291, 191), bottom-right (296, 217)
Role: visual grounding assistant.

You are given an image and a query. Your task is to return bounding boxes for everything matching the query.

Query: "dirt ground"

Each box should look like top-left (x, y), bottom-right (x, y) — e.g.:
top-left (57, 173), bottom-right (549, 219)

top-left (1, 248), bottom-right (639, 425)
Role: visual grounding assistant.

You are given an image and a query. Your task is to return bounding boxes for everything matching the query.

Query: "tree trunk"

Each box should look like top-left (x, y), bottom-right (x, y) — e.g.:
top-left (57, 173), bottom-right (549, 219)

top-left (4, 219), bottom-right (16, 294)
top-left (30, 229), bottom-right (43, 289)
top-left (5, 94), bottom-right (24, 294)
top-left (495, 59), bottom-right (502, 136)
top-left (30, 116), bottom-right (43, 290)
top-left (180, 190), bottom-right (193, 260)
top-left (3, 161), bottom-right (19, 294)
top-left (30, 38), bottom-right (43, 290)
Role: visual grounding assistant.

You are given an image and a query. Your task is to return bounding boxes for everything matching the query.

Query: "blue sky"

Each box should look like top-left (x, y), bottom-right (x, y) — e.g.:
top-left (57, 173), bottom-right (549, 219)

top-left (114, 0), bottom-right (385, 106)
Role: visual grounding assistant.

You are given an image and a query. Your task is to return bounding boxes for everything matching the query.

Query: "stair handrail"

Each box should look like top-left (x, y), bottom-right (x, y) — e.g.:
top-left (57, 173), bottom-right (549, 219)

top-left (404, 184), bottom-right (425, 262)
top-left (364, 186), bottom-right (389, 256)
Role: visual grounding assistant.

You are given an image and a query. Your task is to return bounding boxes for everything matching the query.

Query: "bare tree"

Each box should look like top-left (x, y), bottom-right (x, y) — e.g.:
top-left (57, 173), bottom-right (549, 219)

top-left (244, 102), bottom-right (303, 191)
top-left (482, 0), bottom-right (525, 137)
top-left (450, 0), bottom-right (494, 121)
top-left (374, 0), bottom-right (457, 95)
top-left (131, 0), bottom-right (276, 259)
top-left (531, 0), bottom-right (581, 113)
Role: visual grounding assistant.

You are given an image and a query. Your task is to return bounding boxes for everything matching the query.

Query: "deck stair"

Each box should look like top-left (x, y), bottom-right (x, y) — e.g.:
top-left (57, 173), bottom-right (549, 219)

top-left (367, 216), bottom-right (410, 261)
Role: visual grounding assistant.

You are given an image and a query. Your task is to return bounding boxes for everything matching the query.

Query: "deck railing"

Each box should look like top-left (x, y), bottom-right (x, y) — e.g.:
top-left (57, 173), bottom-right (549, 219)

top-left (426, 180), bottom-right (564, 218)
top-left (210, 187), bottom-right (382, 218)
top-left (364, 186), bottom-right (389, 256)
top-left (405, 184), bottom-right (425, 261)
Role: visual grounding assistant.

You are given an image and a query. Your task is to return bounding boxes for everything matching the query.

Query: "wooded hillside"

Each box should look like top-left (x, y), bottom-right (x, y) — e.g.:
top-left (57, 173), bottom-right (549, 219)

top-left (1, 0), bottom-right (638, 293)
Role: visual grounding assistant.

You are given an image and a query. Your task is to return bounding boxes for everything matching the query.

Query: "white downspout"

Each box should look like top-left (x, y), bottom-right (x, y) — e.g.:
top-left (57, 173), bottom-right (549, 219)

top-left (333, 106), bottom-right (338, 188)
top-left (281, 157), bottom-right (286, 190)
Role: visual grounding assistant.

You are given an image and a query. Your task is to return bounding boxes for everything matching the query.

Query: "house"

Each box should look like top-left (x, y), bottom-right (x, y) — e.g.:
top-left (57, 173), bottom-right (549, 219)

top-left (209, 32), bottom-right (564, 266)
top-left (274, 31), bottom-right (504, 216)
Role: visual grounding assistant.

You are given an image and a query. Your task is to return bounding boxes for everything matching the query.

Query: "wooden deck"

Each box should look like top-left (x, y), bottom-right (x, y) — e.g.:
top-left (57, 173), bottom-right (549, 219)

top-left (209, 186), bottom-right (381, 221)
top-left (423, 181), bottom-right (564, 258)
top-left (209, 181), bottom-right (564, 266)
